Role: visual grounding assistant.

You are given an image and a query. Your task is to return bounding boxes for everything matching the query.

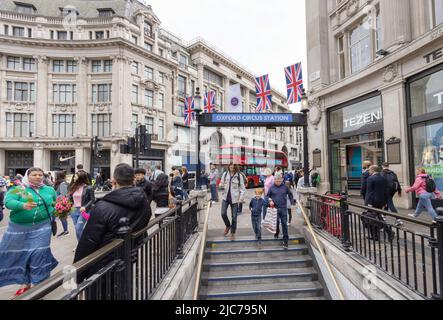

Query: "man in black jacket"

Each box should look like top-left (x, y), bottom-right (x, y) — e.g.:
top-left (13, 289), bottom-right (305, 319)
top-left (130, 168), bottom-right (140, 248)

top-left (364, 166), bottom-right (394, 242)
top-left (74, 164), bottom-right (152, 263)
top-left (361, 161), bottom-right (372, 204)
top-left (382, 163), bottom-right (403, 226)
top-left (135, 168), bottom-right (153, 204)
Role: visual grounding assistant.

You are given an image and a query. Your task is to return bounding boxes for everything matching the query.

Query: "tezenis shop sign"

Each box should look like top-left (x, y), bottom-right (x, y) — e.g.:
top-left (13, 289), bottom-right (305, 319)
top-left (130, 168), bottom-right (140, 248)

top-left (343, 109), bottom-right (383, 130)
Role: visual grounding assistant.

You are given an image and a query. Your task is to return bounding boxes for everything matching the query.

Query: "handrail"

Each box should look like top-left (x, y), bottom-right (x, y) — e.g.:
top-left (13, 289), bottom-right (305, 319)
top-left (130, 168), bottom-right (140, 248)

top-left (297, 201), bottom-right (345, 300)
top-left (16, 239), bottom-right (124, 300)
top-left (193, 201), bottom-right (212, 300)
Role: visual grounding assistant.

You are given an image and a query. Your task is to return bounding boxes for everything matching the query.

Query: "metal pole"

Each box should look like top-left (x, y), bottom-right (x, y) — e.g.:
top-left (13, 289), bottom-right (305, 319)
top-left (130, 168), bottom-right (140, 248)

top-left (340, 193), bottom-right (352, 252)
top-left (302, 112), bottom-right (310, 187)
top-left (196, 114), bottom-right (201, 190)
top-left (135, 126), bottom-right (140, 169)
top-left (432, 213), bottom-right (443, 300)
top-left (116, 217), bottom-right (132, 300)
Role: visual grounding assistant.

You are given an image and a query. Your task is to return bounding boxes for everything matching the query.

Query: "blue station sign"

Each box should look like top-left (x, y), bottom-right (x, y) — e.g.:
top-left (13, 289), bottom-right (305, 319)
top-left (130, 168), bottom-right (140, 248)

top-left (199, 113), bottom-right (307, 127)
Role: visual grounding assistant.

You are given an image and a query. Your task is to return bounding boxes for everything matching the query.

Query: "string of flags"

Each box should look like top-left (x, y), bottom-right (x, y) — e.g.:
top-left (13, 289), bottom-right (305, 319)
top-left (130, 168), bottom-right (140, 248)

top-left (182, 62), bottom-right (304, 126)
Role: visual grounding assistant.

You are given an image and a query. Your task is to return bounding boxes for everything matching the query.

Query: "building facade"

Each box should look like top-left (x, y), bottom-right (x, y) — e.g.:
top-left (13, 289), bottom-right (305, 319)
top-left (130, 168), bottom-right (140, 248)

top-left (306, 0), bottom-right (443, 208)
top-left (0, 0), bottom-right (302, 179)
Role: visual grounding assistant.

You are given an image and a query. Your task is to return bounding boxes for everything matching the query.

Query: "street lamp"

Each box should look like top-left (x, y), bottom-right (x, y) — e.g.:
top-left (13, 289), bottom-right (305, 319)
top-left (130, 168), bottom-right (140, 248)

top-left (194, 87), bottom-right (203, 190)
top-left (300, 88), bottom-right (310, 188)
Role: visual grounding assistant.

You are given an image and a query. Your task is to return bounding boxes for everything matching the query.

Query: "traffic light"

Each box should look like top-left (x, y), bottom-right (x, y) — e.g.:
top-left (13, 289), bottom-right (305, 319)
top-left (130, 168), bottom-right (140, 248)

top-left (139, 125), bottom-right (151, 151)
top-left (127, 137), bottom-right (136, 154)
top-left (93, 136), bottom-right (104, 158)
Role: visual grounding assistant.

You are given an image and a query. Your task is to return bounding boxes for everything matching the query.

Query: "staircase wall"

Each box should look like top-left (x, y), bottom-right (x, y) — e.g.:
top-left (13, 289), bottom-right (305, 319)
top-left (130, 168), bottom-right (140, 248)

top-left (302, 227), bottom-right (425, 300)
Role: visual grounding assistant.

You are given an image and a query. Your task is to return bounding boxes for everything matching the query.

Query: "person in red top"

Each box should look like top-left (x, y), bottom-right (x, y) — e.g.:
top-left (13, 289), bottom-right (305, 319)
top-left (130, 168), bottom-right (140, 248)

top-left (406, 168), bottom-right (441, 223)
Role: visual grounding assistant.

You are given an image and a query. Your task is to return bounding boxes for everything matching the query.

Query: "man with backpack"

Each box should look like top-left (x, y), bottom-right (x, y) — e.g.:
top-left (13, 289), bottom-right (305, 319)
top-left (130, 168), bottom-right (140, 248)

top-left (406, 168), bottom-right (441, 223)
top-left (382, 163), bottom-right (403, 226)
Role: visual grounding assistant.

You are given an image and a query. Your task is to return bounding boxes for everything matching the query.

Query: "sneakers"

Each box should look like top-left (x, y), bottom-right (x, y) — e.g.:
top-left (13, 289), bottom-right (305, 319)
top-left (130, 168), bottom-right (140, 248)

top-left (14, 286), bottom-right (30, 298)
top-left (408, 214), bottom-right (417, 219)
top-left (57, 231), bottom-right (69, 238)
top-left (257, 240), bottom-right (262, 249)
top-left (283, 243), bottom-right (289, 250)
top-left (223, 227), bottom-right (231, 237)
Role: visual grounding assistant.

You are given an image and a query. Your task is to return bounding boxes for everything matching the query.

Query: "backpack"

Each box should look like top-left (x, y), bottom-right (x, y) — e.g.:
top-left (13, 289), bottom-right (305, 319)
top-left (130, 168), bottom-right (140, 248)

top-left (424, 175), bottom-right (437, 193)
top-left (222, 172), bottom-right (241, 188)
top-left (383, 171), bottom-right (398, 195)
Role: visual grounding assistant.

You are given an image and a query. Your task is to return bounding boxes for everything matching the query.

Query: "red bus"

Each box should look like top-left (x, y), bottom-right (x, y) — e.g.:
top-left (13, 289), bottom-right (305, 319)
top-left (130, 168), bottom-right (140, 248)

top-left (215, 144), bottom-right (289, 188)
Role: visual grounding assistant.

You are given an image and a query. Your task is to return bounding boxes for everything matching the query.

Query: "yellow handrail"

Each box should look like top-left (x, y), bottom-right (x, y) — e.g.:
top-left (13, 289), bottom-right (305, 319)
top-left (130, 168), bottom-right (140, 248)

top-left (192, 200), bottom-right (212, 300)
top-left (297, 201), bottom-right (345, 300)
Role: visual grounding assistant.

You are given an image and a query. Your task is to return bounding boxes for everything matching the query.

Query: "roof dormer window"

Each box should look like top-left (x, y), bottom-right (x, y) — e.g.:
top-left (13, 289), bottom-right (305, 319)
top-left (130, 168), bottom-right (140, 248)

top-left (59, 7), bottom-right (79, 17)
top-left (14, 2), bottom-right (36, 14)
top-left (98, 8), bottom-right (115, 17)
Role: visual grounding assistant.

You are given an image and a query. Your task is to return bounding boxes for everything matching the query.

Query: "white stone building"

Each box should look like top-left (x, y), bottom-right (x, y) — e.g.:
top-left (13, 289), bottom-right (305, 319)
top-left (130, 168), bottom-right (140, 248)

top-left (306, 0), bottom-right (443, 208)
top-left (0, 0), bottom-right (302, 179)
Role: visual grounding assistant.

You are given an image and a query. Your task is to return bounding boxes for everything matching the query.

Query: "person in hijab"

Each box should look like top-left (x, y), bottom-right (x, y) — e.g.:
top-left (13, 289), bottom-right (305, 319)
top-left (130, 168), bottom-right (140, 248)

top-left (0, 168), bottom-right (58, 297)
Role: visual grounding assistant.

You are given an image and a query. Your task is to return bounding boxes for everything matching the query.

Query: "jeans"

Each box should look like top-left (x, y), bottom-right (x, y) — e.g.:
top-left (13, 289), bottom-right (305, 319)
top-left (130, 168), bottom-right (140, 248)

top-left (288, 208), bottom-right (292, 224)
top-left (385, 195), bottom-right (398, 213)
top-left (237, 203), bottom-right (243, 215)
top-left (71, 208), bottom-right (87, 241)
top-left (0, 208), bottom-right (3, 222)
top-left (60, 218), bottom-right (68, 233)
top-left (221, 200), bottom-right (239, 234)
top-left (277, 208), bottom-right (289, 244)
top-left (414, 192), bottom-right (438, 221)
top-left (210, 184), bottom-right (218, 202)
top-left (251, 214), bottom-right (262, 240)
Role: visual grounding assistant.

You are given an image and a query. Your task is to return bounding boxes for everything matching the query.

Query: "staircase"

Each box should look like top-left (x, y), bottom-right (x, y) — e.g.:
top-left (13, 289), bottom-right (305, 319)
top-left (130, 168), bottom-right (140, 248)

top-left (198, 236), bottom-right (327, 300)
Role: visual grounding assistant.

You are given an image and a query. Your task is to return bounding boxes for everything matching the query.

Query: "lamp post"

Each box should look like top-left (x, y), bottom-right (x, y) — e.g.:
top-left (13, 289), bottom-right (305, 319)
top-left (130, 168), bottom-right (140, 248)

top-left (194, 87), bottom-right (203, 190)
top-left (300, 88), bottom-right (310, 188)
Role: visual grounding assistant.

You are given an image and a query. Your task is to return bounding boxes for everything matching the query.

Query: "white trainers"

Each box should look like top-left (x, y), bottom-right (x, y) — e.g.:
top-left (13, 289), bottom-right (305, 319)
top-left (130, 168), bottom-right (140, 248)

top-left (408, 214), bottom-right (417, 218)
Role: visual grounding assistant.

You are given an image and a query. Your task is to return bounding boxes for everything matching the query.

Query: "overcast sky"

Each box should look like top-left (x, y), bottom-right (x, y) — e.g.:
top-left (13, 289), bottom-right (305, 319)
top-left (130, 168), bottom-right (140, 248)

top-left (147, 0), bottom-right (307, 112)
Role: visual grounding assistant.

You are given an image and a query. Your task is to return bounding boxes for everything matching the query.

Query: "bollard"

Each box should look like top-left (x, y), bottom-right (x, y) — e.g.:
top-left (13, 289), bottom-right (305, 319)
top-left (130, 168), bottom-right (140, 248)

top-left (116, 217), bottom-right (132, 300)
top-left (340, 192), bottom-right (352, 252)
top-left (432, 209), bottom-right (443, 300)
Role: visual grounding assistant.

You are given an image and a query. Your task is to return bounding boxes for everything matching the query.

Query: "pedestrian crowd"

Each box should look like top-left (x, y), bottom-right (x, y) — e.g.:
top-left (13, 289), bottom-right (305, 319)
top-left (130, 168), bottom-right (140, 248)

top-left (0, 163), bottom-right (196, 298)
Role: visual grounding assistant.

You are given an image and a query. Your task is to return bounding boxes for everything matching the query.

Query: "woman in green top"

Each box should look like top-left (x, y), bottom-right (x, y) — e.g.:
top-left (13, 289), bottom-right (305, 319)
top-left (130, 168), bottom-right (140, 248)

top-left (0, 167), bottom-right (58, 297)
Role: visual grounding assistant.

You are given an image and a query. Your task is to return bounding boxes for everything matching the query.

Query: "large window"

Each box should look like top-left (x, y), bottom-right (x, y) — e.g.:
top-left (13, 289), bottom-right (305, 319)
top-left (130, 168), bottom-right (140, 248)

top-left (131, 114), bottom-right (138, 134)
top-left (52, 114), bottom-right (76, 137)
top-left (159, 93), bottom-right (164, 109)
top-left (103, 60), bottom-right (112, 73)
top-left (144, 117), bottom-right (154, 134)
top-left (203, 69), bottom-right (223, 87)
top-left (350, 22), bottom-right (371, 74)
top-left (132, 85), bottom-right (139, 104)
top-left (159, 119), bottom-right (164, 140)
top-left (410, 68), bottom-right (443, 117)
top-left (431, 0), bottom-right (443, 27)
top-left (144, 89), bottom-right (153, 107)
top-left (179, 54), bottom-right (187, 68)
top-left (132, 62), bottom-right (139, 75)
top-left (66, 60), bottom-right (77, 73)
top-left (13, 26), bottom-right (24, 37)
top-left (144, 66), bottom-right (153, 80)
top-left (7, 81), bottom-right (35, 102)
top-left (329, 95), bottom-right (382, 135)
top-left (144, 21), bottom-right (152, 37)
top-left (53, 84), bottom-right (77, 104)
top-left (178, 75), bottom-right (186, 98)
top-left (92, 84), bottom-right (112, 103)
top-left (92, 114), bottom-right (112, 137)
top-left (15, 3), bottom-right (36, 14)
top-left (6, 113), bottom-right (34, 137)
top-left (92, 60), bottom-right (102, 73)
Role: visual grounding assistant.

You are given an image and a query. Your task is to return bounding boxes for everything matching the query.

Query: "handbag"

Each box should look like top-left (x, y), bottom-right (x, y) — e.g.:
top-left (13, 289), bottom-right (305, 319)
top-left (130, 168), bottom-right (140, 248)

top-left (262, 207), bottom-right (278, 234)
top-left (30, 189), bottom-right (57, 236)
top-left (168, 185), bottom-right (176, 209)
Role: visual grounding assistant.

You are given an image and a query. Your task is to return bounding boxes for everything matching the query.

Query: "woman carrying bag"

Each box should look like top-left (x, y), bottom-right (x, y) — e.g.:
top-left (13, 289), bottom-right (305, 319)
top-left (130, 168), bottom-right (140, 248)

top-left (68, 171), bottom-right (95, 241)
top-left (0, 167), bottom-right (58, 297)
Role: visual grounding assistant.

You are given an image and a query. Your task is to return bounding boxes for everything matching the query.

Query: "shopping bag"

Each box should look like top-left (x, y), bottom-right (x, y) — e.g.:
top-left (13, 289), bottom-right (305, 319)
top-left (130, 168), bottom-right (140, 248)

top-left (262, 207), bottom-right (278, 234)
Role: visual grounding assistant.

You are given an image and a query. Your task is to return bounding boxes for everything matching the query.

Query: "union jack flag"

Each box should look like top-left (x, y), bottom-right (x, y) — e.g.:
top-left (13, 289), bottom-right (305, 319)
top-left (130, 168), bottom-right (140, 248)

top-left (203, 91), bottom-right (216, 113)
top-left (285, 62), bottom-right (304, 104)
top-left (255, 75), bottom-right (272, 113)
top-left (184, 96), bottom-right (195, 126)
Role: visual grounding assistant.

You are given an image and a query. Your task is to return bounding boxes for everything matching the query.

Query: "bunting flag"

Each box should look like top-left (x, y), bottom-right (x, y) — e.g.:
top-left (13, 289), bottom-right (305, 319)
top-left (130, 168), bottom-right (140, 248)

top-left (285, 62), bottom-right (304, 104)
top-left (184, 96), bottom-right (195, 126)
top-left (203, 91), bottom-right (216, 113)
top-left (228, 84), bottom-right (242, 113)
top-left (255, 74), bottom-right (272, 113)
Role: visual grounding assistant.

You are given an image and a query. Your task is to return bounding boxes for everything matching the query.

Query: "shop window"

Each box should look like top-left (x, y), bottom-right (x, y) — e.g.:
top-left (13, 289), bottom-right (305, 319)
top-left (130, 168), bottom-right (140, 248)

top-left (410, 68), bottom-right (443, 117)
top-left (412, 120), bottom-right (443, 192)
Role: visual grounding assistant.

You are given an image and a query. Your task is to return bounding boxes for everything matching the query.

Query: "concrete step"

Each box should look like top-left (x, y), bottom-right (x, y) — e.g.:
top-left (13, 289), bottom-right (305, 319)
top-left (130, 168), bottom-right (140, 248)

top-left (207, 237), bottom-right (305, 250)
top-left (203, 256), bottom-right (313, 272)
top-left (205, 245), bottom-right (309, 261)
top-left (202, 269), bottom-right (318, 286)
top-left (201, 281), bottom-right (324, 300)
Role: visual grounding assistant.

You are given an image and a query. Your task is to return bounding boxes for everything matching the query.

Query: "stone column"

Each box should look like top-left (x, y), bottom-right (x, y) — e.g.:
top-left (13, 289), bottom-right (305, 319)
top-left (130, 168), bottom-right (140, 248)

top-left (380, 74), bottom-right (411, 209)
top-left (380, 0), bottom-right (412, 50)
top-left (197, 64), bottom-right (204, 92)
top-left (223, 77), bottom-right (230, 112)
top-left (0, 149), bottom-right (5, 175)
top-left (137, 15), bottom-right (145, 47)
top-left (34, 56), bottom-right (49, 137)
top-left (33, 147), bottom-right (44, 169)
top-left (153, 25), bottom-right (159, 54)
top-left (75, 148), bottom-right (85, 169)
top-left (76, 57), bottom-right (88, 137)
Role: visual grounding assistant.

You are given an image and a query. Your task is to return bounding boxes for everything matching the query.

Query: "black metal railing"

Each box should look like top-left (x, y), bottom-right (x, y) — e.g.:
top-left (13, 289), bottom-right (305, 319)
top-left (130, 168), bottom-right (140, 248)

top-left (17, 198), bottom-right (199, 300)
top-left (308, 193), bottom-right (443, 300)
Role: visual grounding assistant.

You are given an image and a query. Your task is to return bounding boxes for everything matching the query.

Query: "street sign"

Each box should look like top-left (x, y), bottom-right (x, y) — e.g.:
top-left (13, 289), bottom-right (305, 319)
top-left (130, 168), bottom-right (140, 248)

top-left (199, 113), bottom-right (307, 127)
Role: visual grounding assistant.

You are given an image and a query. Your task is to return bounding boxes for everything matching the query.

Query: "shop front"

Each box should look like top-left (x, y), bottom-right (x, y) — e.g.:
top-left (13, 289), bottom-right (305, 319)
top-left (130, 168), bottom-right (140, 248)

top-left (50, 150), bottom-right (76, 174)
top-left (328, 93), bottom-right (384, 193)
top-left (407, 64), bottom-right (443, 196)
top-left (5, 151), bottom-right (34, 177)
